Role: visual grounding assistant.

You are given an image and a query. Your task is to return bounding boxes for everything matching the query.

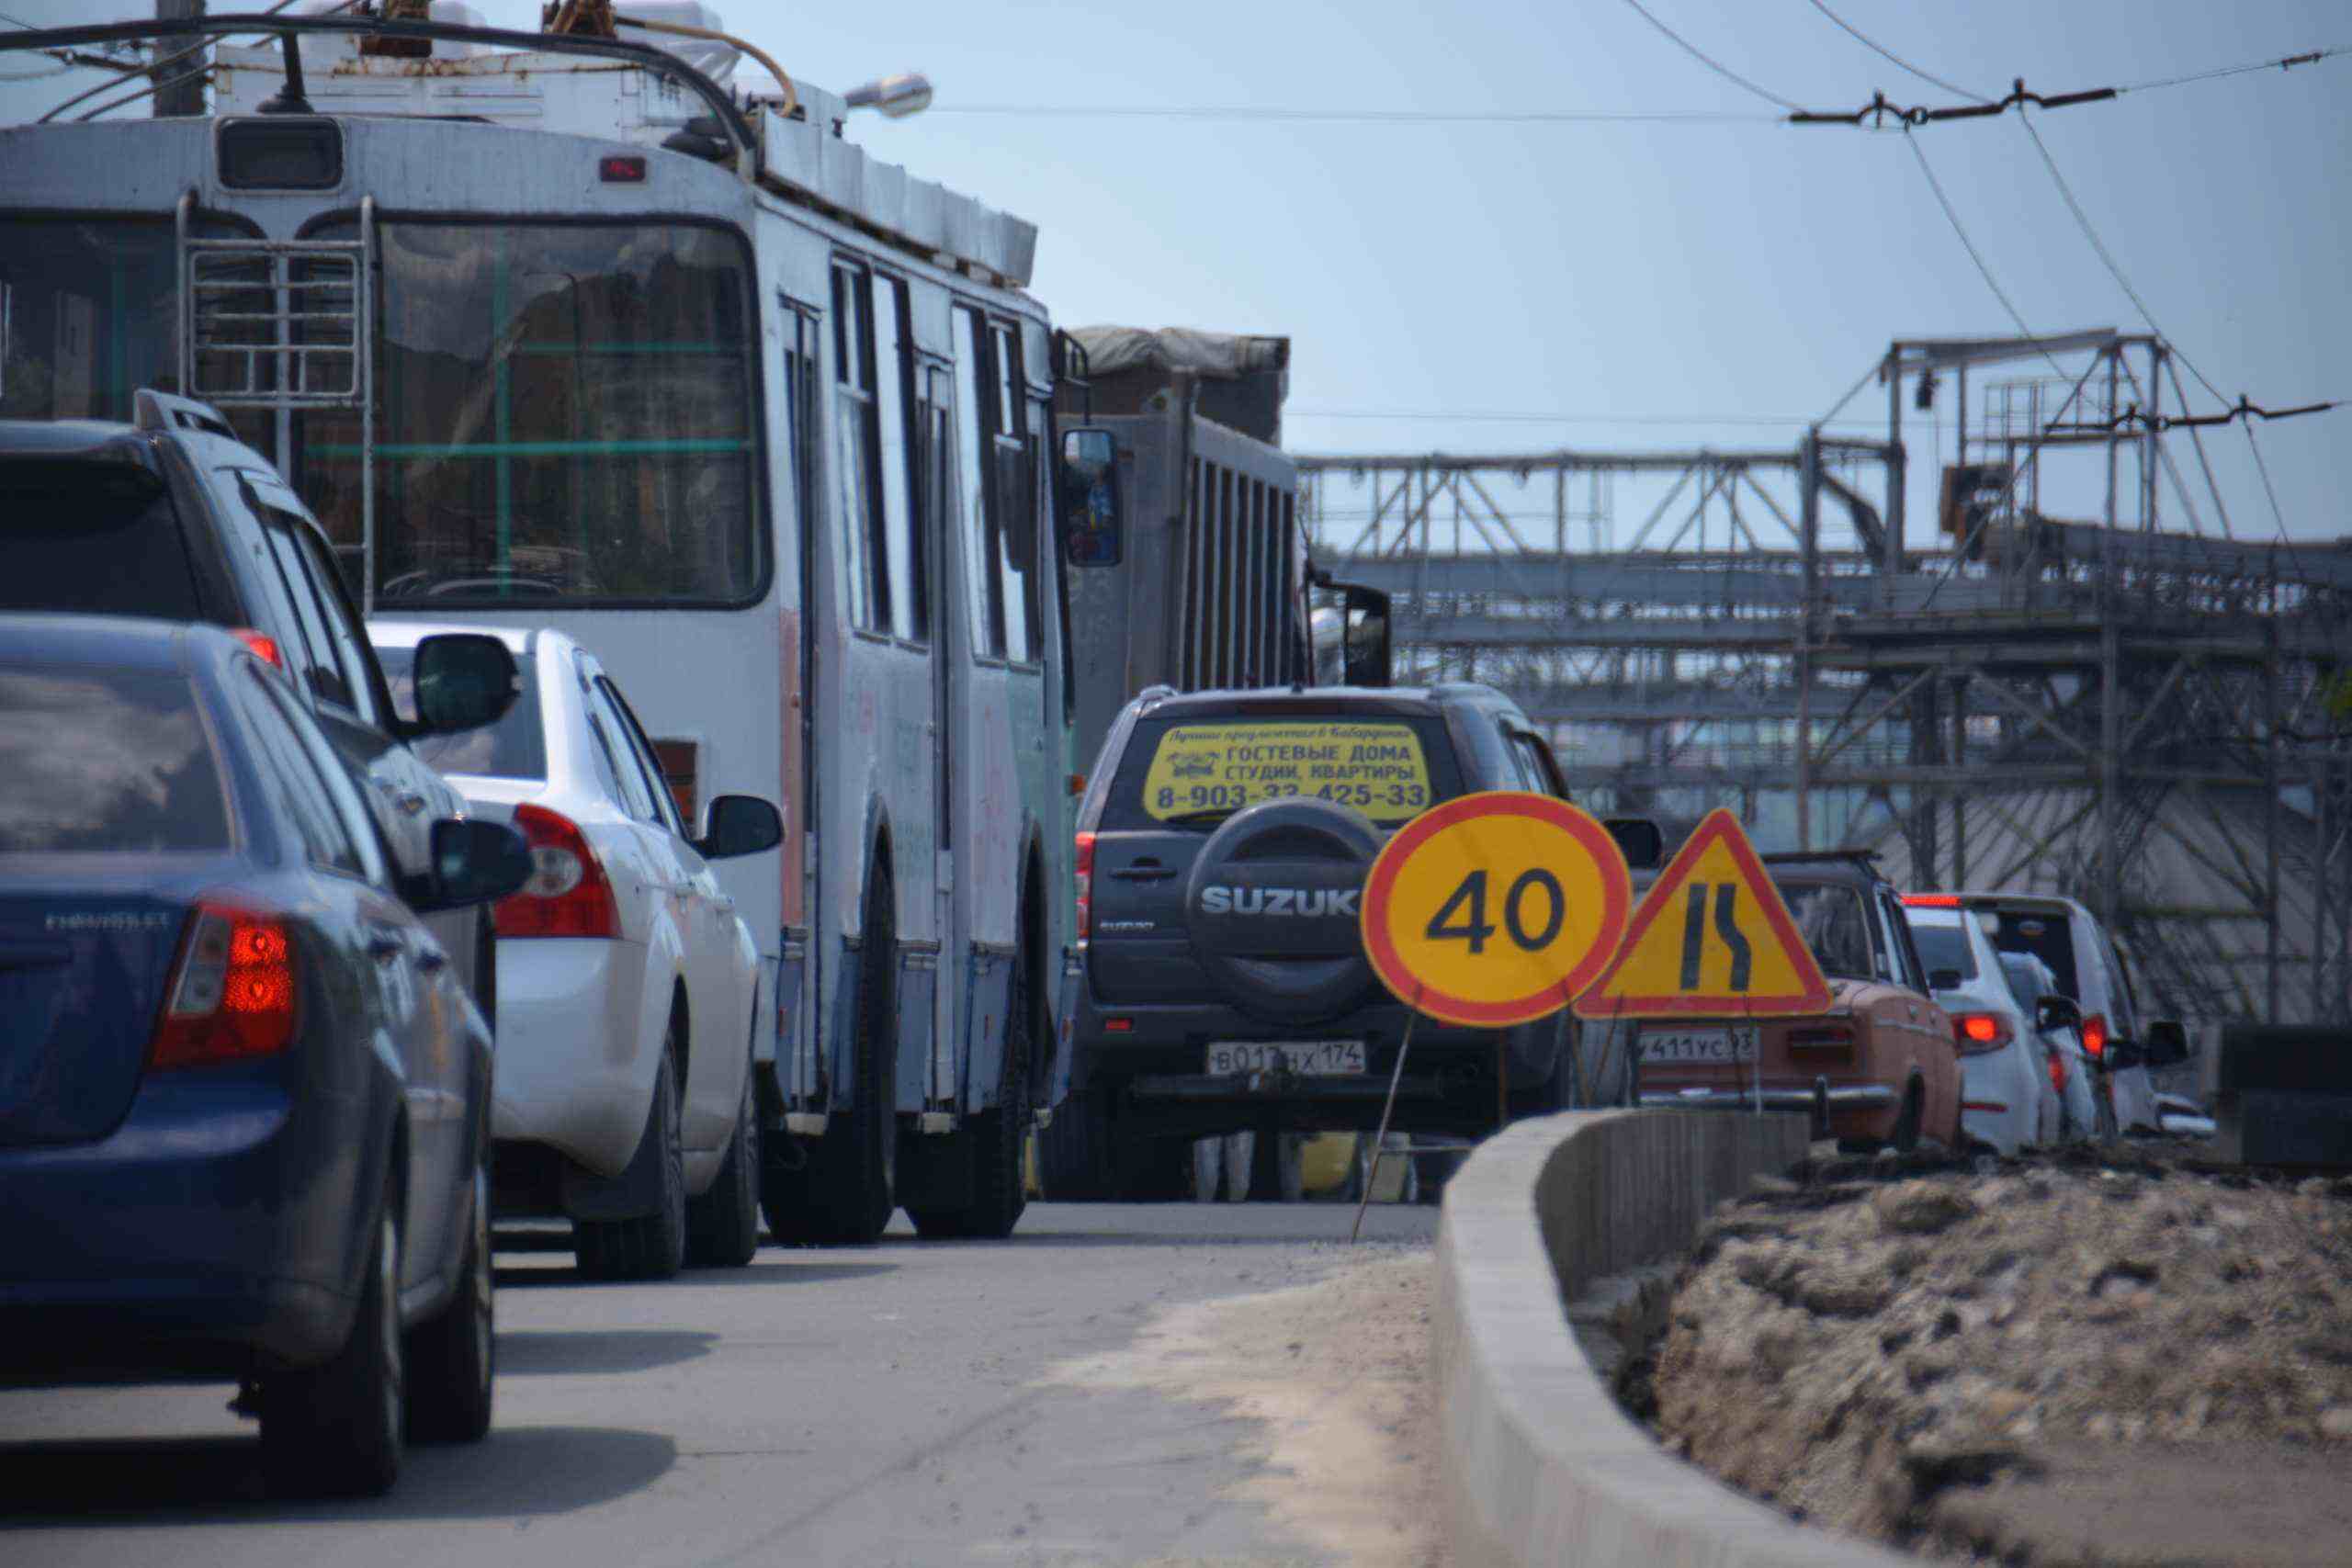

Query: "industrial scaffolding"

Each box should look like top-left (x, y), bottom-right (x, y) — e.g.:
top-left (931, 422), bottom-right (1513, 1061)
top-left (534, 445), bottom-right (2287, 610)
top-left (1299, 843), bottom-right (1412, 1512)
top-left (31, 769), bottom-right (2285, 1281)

top-left (1299, 332), bottom-right (2352, 1028)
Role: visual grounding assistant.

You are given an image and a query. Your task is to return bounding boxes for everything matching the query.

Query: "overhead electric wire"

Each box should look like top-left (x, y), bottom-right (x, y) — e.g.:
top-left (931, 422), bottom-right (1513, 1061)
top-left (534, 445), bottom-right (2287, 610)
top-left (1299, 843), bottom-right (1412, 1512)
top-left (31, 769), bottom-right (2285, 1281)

top-left (1804, 0), bottom-right (1986, 103)
top-left (928, 104), bottom-right (1771, 124)
top-left (0, 8), bottom-right (140, 81)
top-left (1900, 130), bottom-right (2068, 378)
top-left (2241, 423), bottom-right (2304, 564)
top-left (37, 0), bottom-right (355, 124)
top-left (1788, 46), bottom-right (2343, 128)
top-left (2015, 115), bottom-right (2183, 370)
top-left (1289, 409), bottom-right (1878, 428)
top-left (1619, 0), bottom-right (1805, 112)
top-left (912, 42), bottom-right (2341, 130)
top-left (1815, 3), bottom-right (2332, 562)
top-left (2009, 107), bottom-right (2328, 558)
top-left (2120, 46), bottom-right (2345, 95)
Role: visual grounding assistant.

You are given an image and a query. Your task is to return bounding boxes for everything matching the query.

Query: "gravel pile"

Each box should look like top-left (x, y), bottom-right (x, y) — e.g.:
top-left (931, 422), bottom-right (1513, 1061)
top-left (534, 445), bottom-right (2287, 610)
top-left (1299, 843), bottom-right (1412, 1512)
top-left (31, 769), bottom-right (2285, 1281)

top-left (1639, 1147), bottom-right (2352, 1566)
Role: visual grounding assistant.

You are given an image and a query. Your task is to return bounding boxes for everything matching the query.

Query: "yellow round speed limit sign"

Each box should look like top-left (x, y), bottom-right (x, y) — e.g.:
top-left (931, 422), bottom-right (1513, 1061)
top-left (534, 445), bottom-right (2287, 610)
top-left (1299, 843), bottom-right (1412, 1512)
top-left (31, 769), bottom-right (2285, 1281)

top-left (1360, 792), bottom-right (1633, 1028)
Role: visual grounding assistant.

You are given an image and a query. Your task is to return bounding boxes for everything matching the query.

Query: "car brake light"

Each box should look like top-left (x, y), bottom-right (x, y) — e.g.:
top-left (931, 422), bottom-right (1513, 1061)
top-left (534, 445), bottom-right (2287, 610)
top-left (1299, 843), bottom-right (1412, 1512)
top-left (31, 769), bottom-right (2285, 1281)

top-left (1903, 894), bottom-right (1962, 908)
top-left (2080, 1012), bottom-right (2108, 1059)
top-left (233, 627), bottom-right (283, 668)
top-left (2048, 1050), bottom-right (2068, 1093)
top-left (1074, 831), bottom-right (1095, 943)
top-left (1951, 1011), bottom-right (2014, 1055)
top-left (494, 804), bottom-right (621, 939)
top-left (1104, 1016), bottom-right (1133, 1032)
top-left (151, 903), bottom-right (297, 1069)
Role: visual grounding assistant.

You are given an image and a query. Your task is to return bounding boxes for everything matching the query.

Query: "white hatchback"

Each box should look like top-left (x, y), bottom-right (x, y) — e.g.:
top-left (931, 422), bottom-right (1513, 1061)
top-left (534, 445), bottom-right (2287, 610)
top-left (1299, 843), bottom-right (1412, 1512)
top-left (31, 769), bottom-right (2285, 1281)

top-left (1902, 896), bottom-right (2078, 1155)
top-left (1990, 950), bottom-right (2104, 1142)
top-left (1943, 893), bottom-right (2180, 1132)
top-left (372, 622), bottom-right (781, 1280)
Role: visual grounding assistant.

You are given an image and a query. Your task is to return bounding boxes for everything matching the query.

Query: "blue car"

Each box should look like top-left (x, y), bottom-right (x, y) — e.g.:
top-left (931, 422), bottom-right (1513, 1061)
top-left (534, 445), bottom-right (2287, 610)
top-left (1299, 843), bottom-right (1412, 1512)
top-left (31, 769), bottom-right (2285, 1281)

top-left (0, 615), bottom-right (530, 1497)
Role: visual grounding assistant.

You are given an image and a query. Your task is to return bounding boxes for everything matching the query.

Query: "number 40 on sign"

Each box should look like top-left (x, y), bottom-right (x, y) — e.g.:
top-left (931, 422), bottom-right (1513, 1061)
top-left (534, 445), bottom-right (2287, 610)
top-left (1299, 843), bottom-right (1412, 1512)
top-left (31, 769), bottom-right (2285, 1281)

top-left (1360, 792), bottom-right (1633, 1028)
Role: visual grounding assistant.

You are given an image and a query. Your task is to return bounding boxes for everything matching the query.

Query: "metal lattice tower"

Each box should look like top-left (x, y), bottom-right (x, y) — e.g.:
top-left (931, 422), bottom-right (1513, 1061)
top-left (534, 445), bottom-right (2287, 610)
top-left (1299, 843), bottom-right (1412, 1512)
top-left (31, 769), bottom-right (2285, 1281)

top-left (1299, 333), bottom-right (2352, 1028)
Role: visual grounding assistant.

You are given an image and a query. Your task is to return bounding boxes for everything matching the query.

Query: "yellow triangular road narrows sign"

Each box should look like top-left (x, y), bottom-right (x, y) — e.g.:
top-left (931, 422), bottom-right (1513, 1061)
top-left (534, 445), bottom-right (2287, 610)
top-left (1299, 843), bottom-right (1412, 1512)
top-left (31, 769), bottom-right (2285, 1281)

top-left (1572, 807), bottom-right (1834, 1019)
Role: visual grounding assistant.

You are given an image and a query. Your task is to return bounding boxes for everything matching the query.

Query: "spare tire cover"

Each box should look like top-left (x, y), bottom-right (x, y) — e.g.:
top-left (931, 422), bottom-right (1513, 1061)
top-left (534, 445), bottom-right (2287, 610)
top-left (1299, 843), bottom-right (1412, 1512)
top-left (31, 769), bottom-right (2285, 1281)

top-left (1183, 798), bottom-right (1385, 1024)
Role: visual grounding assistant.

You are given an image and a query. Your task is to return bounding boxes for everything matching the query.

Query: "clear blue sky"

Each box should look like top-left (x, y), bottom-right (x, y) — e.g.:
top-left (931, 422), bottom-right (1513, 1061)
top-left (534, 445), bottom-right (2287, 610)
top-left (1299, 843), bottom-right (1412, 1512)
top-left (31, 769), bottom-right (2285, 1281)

top-left (6, 0), bottom-right (2345, 544)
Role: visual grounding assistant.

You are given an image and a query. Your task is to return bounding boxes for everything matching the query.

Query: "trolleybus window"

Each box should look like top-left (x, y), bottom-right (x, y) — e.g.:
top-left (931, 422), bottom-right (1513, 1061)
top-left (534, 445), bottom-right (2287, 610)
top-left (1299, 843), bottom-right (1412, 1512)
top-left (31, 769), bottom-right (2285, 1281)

top-left (951, 308), bottom-right (1002, 658)
top-left (779, 300), bottom-right (819, 609)
top-left (291, 220), bottom-right (758, 607)
top-left (0, 213), bottom-right (269, 453)
top-left (990, 322), bottom-right (1041, 665)
top-left (947, 308), bottom-right (1044, 665)
top-left (868, 270), bottom-right (927, 645)
top-left (918, 366), bottom-right (953, 651)
top-left (831, 260), bottom-right (887, 634)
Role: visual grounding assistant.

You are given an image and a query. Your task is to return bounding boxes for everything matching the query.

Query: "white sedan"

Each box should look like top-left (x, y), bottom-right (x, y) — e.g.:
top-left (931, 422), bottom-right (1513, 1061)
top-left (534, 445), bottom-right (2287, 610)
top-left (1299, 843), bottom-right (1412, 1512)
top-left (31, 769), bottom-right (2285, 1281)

top-left (372, 622), bottom-right (779, 1280)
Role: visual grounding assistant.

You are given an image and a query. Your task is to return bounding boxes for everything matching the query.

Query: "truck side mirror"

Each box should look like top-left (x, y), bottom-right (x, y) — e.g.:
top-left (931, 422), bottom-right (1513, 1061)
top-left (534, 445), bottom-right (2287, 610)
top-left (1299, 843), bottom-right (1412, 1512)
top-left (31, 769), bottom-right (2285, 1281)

top-left (1341, 584), bottom-right (1391, 688)
top-left (1603, 817), bottom-right (1664, 871)
top-left (2143, 1019), bottom-right (2192, 1067)
top-left (1059, 428), bottom-right (1122, 568)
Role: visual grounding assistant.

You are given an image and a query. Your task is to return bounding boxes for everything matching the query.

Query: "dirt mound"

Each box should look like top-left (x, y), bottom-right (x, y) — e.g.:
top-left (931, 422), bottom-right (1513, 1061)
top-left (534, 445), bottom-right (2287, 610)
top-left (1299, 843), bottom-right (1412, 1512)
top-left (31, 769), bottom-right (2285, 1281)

top-left (1642, 1148), bottom-right (2352, 1566)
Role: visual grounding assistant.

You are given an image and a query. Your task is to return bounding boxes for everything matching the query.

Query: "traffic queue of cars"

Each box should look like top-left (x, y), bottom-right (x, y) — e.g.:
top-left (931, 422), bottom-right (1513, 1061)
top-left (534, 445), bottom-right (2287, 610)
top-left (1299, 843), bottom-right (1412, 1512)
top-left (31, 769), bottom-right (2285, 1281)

top-left (1050, 682), bottom-right (2197, 1183)
top-left (3, 397), bottom-right (2199, 1498)
top-left (1, 401), bottom-right (781, 1497)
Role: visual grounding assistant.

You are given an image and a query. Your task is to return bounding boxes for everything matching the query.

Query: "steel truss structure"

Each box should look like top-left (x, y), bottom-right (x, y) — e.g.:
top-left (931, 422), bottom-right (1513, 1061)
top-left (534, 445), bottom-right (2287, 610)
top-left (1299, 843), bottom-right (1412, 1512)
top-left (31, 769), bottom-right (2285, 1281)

top-left (1300, 333), bottom-right (2352, 1027)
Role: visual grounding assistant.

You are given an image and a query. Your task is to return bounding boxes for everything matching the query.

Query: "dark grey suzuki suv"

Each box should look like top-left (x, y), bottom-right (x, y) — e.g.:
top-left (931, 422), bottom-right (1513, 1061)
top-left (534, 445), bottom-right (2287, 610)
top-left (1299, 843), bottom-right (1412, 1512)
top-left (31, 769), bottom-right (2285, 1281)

top-left (1043, 682), bottom-right (1653, 1200)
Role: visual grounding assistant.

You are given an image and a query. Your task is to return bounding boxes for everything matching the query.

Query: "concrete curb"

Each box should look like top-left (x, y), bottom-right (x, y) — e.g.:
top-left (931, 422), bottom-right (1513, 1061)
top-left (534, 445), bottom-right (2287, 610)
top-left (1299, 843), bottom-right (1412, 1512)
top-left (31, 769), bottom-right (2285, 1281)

top-left (1433, 1110), bottom-right (1912, 1568)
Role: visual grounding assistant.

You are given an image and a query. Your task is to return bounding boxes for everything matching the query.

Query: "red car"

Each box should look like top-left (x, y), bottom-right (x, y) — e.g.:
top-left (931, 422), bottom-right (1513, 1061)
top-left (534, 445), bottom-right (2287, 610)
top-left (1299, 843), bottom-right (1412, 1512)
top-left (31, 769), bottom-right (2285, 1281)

top-left (1622, 852), bottom-right (1962, 1153)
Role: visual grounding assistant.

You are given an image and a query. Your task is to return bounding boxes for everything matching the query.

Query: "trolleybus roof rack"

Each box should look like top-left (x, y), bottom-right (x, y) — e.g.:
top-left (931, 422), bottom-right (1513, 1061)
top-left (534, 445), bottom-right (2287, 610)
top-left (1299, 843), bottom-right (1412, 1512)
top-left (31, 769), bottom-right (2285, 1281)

top-left (3, 11), bottom-right (1039, 290)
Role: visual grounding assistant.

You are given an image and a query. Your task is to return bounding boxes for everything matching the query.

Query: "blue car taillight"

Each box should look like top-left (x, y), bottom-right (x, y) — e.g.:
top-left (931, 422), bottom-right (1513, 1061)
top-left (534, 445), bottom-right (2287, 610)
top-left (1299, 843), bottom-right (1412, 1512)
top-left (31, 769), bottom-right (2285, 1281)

top-left (150, 903), bottom-right (297, 1069)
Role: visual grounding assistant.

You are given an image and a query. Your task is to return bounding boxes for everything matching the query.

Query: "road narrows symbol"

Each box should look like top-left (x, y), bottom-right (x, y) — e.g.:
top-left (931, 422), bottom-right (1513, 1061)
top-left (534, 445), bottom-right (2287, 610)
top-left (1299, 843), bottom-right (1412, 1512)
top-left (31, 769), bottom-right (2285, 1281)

top-left (1678, 884), bottom-right (1706, 989)
top-left (1713, 885), bottom-right (1753, 992)
top-left (1572, 807), bottom-right (1832, 1020)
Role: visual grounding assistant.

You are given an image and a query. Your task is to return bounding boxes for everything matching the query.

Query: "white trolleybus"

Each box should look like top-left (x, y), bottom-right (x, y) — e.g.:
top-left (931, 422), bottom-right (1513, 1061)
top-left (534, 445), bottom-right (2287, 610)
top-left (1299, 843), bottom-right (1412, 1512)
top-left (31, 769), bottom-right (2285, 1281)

top-left (0, 8), bottom-right (1075, 1243)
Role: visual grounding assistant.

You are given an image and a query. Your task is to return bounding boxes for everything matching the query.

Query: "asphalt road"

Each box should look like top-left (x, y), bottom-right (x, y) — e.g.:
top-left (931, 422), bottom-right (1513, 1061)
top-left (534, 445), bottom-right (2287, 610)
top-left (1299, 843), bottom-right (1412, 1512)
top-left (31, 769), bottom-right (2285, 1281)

top-left (0, 1201), bottom-right (1439, 1567)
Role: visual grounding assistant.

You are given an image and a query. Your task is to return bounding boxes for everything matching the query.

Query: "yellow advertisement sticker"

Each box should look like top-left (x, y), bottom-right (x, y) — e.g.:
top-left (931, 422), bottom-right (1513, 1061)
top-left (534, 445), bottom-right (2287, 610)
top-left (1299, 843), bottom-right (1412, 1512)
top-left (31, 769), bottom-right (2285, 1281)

top-left (1140, 722), bottom-right (1433, 822)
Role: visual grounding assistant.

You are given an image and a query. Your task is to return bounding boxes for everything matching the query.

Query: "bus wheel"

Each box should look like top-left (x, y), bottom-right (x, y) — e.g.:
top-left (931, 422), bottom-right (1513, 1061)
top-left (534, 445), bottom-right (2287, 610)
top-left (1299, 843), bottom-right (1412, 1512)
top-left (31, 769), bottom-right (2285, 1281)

top-left (815, 863), bottom-right (898, 1245)
top-left (910, 938), bottom-right (1032, 1240)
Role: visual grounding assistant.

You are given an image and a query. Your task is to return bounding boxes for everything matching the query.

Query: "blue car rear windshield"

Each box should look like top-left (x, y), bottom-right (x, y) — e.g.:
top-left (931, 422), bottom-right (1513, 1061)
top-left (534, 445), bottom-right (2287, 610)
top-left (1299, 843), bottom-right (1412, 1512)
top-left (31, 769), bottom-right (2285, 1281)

top-left (0, 666), bottom-right (232, 852)
top-left (377, 648), bottom-right (547, 781)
